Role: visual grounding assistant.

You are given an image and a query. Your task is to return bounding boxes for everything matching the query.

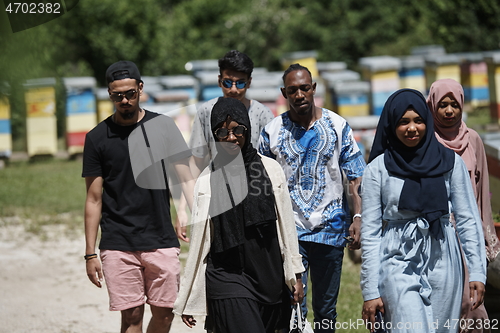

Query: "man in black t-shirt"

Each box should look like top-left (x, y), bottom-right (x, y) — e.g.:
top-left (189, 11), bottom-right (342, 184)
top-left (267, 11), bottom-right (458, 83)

top-left (82, 60), bottom-right (194, 333)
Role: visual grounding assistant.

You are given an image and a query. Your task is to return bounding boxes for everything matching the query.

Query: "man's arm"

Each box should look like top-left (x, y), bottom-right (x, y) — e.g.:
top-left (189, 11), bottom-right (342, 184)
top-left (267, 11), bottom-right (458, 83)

top-left (175, 196), bottom-right (190, 242)
top-left (348, 176), bottom-right (362, 250)
top-left (176, 107), bottom-right (211, 242)
top-left (257, 127), bottom-right (276, 159)
top-left (173, 157), bottom-right (196, 242)
top-left (175, 154), bottom-right (205, 239)
top-left (84, 176), bottom-right (104, 288)
top-left (191, 154), bottom-right (209, 178)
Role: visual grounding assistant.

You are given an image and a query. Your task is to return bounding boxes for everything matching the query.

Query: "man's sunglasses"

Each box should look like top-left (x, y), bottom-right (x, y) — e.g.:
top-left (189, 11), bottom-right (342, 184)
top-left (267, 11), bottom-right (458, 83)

top-left (220, 79), bottom-right (248, 89)
top-left (109, 89), bottom-right (138, 103)
top-left (214, 125), bottom-right (247, 140)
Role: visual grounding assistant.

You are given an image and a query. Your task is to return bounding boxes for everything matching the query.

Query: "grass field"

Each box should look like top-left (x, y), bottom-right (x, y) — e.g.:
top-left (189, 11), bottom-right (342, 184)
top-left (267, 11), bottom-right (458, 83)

top-left (0, 158), bottom-right (86, 236)
top-left (0, 157), bottom-right (365, 332)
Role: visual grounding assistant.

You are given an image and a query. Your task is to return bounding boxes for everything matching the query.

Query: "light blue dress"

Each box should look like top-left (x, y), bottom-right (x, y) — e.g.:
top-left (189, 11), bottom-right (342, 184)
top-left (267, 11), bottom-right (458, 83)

top-left (360, 153), bottom-right (486, 333)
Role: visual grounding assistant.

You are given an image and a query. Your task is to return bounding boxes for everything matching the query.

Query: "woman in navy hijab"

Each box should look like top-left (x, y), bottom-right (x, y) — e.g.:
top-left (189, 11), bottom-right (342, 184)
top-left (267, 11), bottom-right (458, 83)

top-left (360, 89), bottom-right (486, 333)
top-left (174, 98), bottom-right (304, 333)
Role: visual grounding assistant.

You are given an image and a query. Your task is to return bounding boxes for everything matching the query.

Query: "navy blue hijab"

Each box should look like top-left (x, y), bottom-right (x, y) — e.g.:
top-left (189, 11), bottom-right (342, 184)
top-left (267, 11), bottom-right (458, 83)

top-left (368, 89), bottom-right (455, 225)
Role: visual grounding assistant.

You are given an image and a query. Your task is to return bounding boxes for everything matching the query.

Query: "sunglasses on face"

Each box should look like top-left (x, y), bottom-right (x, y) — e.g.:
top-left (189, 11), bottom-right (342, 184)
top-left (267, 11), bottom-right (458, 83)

top-left (214, 125), bottom-right (247, 140)
top-left (109, 89), bottom-right (138, 103)
top-left (284, 84), bottom-right (313, 95)
top-left (220, 79), bottom-right (248, 89)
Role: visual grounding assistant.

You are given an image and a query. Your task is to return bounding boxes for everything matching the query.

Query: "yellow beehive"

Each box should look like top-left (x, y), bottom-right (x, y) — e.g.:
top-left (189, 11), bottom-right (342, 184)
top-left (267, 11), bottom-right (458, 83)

top-left (24, 79), bottom-right (58, 157)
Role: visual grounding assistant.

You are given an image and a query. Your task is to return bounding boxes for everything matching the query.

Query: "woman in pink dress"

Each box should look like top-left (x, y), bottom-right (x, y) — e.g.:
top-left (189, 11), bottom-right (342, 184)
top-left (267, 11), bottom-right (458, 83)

top-left (427, 78), bottom-right (500, 333)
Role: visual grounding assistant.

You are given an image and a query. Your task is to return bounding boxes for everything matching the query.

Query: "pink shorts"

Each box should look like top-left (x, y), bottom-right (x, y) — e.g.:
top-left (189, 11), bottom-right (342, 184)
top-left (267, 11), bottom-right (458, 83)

top-left (100, 247), bottom-right (180, 311)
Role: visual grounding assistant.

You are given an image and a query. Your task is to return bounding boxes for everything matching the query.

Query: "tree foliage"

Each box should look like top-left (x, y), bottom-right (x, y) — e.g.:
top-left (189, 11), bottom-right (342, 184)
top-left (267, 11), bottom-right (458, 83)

top-left (0, 0), bottom-right (499, 82)
top-left (1, 0), bottom-right (498, 144)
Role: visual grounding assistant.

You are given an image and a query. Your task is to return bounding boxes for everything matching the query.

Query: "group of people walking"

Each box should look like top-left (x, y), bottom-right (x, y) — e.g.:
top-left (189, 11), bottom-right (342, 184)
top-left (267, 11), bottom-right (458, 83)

top-left (82, 50), bottom-right (498, 333)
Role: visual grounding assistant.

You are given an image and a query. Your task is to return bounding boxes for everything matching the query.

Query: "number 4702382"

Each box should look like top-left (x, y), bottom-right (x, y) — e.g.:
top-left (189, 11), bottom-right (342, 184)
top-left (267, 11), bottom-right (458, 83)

top-left (443, 319), bottom-right (499, 330)
top-left (5, 2), bottom-right (61, 14)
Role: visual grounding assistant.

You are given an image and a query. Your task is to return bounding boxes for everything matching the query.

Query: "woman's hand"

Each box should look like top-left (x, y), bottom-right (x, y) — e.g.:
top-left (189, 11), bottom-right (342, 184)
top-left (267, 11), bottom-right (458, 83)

top-left (182, 314), bottom-right (197, 328)
top-left (469, 281), bottom-right (485, 310)
top-left (292, 275), bottom-right (304, 305)
top-left (362, 297), bottom-right (385, 332)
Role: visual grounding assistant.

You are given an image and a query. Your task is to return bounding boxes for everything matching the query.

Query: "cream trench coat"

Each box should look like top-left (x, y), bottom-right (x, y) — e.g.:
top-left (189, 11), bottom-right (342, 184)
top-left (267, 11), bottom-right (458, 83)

top-left (173, 154), bottom-right (304, 316)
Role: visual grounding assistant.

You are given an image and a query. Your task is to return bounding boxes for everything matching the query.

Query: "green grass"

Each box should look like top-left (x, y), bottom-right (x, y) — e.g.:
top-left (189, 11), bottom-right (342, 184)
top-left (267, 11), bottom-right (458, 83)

top-left (465, 106), bottom-right (492, 132)
top-left (0, 158), bottom-right (86, 236)
top-left (0, 160), bottom-right (85, 217)
top-left (0, 158), bottom-right (86, 216)
top-left (336, 256), bottom-right (364, 332)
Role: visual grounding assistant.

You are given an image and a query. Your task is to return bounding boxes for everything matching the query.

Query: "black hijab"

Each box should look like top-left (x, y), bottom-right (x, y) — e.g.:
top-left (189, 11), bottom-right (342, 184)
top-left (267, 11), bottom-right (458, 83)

top-left (368, 89), bottom-right (455, 226)
top-left (209, 97), bottom-right (277, 253)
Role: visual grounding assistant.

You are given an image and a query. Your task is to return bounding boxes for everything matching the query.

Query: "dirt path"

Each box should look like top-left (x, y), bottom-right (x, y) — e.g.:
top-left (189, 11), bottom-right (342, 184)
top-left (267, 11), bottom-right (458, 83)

top-left (0, 223), bottom-right (205, 333)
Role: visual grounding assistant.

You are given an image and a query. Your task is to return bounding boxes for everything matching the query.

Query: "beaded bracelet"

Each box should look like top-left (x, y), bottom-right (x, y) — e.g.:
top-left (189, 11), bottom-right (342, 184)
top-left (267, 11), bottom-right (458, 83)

top-left (84, 253), bottom-right (98, 261)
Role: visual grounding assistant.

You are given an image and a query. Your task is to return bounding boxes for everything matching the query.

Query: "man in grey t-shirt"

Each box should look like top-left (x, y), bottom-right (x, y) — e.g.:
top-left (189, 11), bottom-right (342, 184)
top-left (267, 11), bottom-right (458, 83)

top-left (190, 50), bottom-right (274, 172)
top-left (176, 50), bottom-right (274, 238)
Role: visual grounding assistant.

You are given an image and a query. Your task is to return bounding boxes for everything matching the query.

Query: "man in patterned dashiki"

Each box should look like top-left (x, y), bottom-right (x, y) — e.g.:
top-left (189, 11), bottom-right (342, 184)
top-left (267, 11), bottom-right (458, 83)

top-left (258, 63), bottom-right (366, 332)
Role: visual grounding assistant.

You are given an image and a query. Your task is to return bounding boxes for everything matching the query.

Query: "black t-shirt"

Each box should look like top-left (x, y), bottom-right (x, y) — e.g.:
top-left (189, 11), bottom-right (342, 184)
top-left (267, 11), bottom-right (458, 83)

top-left (82, 110), bottom-right (191, 251)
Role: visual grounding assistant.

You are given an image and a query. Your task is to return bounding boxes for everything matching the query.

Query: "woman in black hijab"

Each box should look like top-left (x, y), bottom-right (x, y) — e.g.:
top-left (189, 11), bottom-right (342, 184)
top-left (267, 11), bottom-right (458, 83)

top-left (360, 89), bottom-right (486, 332)
top-left (174, 97), bottom-right (304, 333)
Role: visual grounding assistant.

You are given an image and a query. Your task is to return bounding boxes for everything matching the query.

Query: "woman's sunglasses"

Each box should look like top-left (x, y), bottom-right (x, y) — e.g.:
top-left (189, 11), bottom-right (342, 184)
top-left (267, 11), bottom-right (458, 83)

top-left (214, 125), bottom-right (247, 140)
top-left (109, 89), bottom-right (138, 103)
top-left (220, 79), bottom-right (248, 89)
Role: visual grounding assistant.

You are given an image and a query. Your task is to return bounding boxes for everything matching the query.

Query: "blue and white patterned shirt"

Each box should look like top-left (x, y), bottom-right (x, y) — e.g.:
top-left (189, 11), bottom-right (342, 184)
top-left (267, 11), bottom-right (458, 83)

top-left (258, 108), bottom-right (366, 247)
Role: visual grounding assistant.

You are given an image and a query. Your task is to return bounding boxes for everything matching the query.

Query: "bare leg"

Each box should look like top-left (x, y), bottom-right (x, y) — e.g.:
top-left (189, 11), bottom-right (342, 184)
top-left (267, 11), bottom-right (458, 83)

top-left (121, 305), bottom-right (145, 333)
top-left (146, 305), bottom-right (174, 333)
